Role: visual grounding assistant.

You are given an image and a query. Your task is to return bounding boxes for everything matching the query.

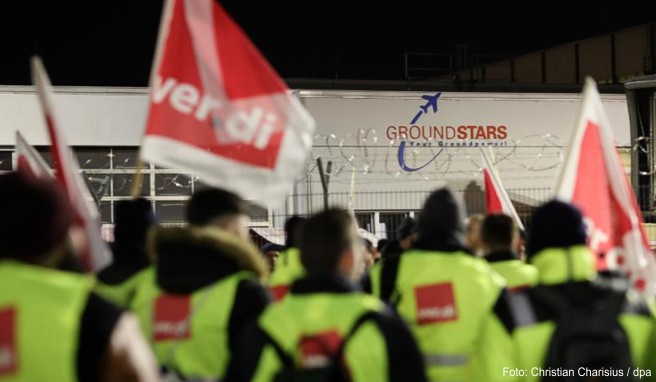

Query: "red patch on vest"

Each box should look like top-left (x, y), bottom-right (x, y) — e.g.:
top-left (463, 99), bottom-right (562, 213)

top-left (415, 283), bottom-right (458, 325)
top-left (153, 295), bottom-right (191, 341)
top-left (0, 308), bottom-right (18, 375)
top-left (299, 330), bottom-right (342, 368)
top-left (270, 285), bottom-right (289, 302)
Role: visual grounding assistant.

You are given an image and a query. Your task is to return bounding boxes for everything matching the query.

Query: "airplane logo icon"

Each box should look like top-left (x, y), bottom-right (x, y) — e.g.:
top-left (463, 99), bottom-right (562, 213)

top-left (420, 92), bottom-right (442, 114)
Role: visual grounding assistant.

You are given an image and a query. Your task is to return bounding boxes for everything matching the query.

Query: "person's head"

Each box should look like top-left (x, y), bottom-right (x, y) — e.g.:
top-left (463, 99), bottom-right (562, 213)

top-left (465, 214), bottom-right (484, 254)
top-left (261, 243), bottom-right (284, 272)
top-left (284, 215), bottom-right (306, 249)
top-left (113, 198), bottom-right (156, 254)
top-left (300, 208), bottom-right (359, 278)
top-left (526, 200), bottom-right (587, 260)
top-left (376, 238), bottom-right (389, 253)
top-left (480, 214), bottom-right (518, 256)
top-left (417, 188), bottom-right (465, 243)
top-left (0, 171), bottom-right (77, 267)
top-left (186, 188), bottom-right (251, 241)
top-left (397, 217), bottom-right (417, 250)
top-left (361, 238), bottom-right (377, 268)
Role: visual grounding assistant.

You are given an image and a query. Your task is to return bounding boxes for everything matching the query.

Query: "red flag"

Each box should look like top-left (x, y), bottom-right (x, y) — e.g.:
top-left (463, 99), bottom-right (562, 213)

top-left (481, 148), bottom-right (525, 230)
top-left (15, 132), bottom-right (51, 179)
top-left (141, 0), bottom-right (315, 205)
top-left (31, 57), bottom-right (111, 272)
top-left (556, 77), bottom-right (656, 293)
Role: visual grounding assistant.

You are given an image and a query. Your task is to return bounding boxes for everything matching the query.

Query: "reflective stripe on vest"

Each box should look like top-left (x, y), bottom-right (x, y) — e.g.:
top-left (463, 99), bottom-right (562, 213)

top-left (0, 260), bottom-right (91, 381)
top-left (131, 269), bottom-right (254, 380)
top-left (256, 293), bottom-right (389, 382)
top-left (423, 353), bottom-right (469, 367)
top-left (394, 250), bottom-right (505, 382)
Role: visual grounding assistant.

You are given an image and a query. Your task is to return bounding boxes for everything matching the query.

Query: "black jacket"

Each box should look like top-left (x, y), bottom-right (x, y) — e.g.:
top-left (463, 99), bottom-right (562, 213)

top-left (226, 275), bottom-right (427, 382)
top-left (149, 226), bottom-right (271, 354)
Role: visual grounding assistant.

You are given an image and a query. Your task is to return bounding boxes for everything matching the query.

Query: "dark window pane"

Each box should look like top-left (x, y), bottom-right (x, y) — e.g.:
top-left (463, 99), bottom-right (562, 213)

top-left (355, 213), bottom-right (375, 233)
top-left (100, 201), bottom-right (112, 224)
top-left (0, 151), bottom-right (12, 171)
top-left (155, 201), bottom-right (186, 223)
top-left (83, 172), bottom-right (111, 201)
top-left (379, 212), bottom-right (410, 240)
top-left (155, 174), bottom-right (193, 196)
top-left (113, 174), bottom-right (150, 197)
top-left (113, 149), bottom-right (140, 169)
top-left (75, 148), bottom-right (111, 169)
top-left (35, 147), bottom-right (53, 167)
top-left (248, 202), bottom-right (268, 222)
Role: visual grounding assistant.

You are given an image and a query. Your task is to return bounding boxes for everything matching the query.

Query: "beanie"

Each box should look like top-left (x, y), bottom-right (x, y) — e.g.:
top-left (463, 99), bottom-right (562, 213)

top-left (526, 200), bottom-right (587, 258)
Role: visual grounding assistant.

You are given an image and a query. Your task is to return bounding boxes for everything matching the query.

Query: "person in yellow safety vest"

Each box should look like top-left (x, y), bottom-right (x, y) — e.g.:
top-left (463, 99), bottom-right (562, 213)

top-left (268, 215), bottom-right (306, 301)
top-left (498, 200), bottom-right (656, 381)
top-left (130, 187), bottom-right (270, 381)
top-left (96, 198), bottom-right (156, 308)
top-left (226, 208), bottom-right (427, 382)
top-left (361, 216), bottom-right (417, 301)
top-left (481, 214), bottom-right (538, 291)
top-left (0, 172), bottom-right (159, 382)
top-left (379, 188), bottom-right (517, 382)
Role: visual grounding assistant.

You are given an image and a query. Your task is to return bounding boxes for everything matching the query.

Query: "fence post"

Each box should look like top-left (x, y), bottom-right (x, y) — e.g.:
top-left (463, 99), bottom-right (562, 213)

top-left (317, 158), bottom-right (332, 210)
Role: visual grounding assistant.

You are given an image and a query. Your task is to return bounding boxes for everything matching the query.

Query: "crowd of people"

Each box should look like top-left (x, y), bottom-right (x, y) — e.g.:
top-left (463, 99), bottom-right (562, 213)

top-left (2, 170), bottom-right (656, 381)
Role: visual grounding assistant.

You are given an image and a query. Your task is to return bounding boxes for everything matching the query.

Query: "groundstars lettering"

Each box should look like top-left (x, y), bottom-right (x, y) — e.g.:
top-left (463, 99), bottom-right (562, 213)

top-left (390, 93), bottom-right (510, 172)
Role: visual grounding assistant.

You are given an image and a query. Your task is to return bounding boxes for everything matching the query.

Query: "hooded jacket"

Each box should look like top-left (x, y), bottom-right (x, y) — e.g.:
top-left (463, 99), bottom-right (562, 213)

top-left (133, 226), bottom-right (271, 357)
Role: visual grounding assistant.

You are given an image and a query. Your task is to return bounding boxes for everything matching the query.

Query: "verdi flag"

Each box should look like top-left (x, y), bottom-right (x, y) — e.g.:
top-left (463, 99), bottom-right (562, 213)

top-left (141, 0), bottom-right (315, 205)
top-left (556, 77), bottom-right (656, 294)
top-left (481, 148), bottom-right (524, 231)
top-left (31, 57), bottom-right (111, 272)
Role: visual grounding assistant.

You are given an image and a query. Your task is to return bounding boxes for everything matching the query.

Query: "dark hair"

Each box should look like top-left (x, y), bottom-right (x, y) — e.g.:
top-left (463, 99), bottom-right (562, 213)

top-left (0, 172), bottom-right (74, 260)
top-left (284, 215), bottom-right (306, 248)
top-left (376, 239), bottom-right (389, 253)
top-left (300, 209), bottom-right (354, 275)
top-left (481, 214), bottom-right (515, 250)
top-left (186, 188), bottom-right (248, 226)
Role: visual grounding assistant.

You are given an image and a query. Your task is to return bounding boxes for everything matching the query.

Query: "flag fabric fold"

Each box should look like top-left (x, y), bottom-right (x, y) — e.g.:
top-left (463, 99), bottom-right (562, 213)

top-left (140, 0), bottom-right (315, 206)
top-left (481, 148), bottom-right (525, 231)
top-left (31, 57), bottom-right (111, 272)
top-left (556, 77), bottom-right (656, 294)
top-left (15, 131), bottom-right (51, 178)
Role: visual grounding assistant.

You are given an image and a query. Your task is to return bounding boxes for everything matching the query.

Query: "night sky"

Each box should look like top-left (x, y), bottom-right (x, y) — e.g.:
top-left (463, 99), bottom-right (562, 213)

top-left (0, 0), bottom-right (654, 86)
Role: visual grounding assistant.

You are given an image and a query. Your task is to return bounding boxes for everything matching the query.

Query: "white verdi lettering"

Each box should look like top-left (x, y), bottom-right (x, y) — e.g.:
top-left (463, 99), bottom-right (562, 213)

top-left (170, 83), bottom-right (199, 114)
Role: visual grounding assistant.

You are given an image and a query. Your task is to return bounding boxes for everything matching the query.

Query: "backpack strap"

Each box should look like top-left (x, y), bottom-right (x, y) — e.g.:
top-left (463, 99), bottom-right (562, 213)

top-left (262, 310), bottom-right (379, 381)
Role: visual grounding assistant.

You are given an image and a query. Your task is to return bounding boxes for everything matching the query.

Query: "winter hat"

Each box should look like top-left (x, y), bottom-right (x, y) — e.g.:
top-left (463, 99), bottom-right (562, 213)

top-left (0, 172), bottom-right (74, 260)
top-left (418, 188), bottom-right (465, 240)
top-left (397, 217), bottom-right (417, 240)
top-left (526, 200), bottom-right (587, 258)
top-left (261, 243), bottom-right (284, 254)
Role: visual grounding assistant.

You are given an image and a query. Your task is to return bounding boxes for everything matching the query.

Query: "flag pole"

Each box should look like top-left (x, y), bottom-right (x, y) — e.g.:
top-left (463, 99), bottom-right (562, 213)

top-left (131, 0), bottom-right (173, 199)
top-left (131, 160), bottom-right (146, 199)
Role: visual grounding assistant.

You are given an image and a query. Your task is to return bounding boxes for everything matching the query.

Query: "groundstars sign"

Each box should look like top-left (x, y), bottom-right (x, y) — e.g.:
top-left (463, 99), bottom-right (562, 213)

top-left (556, 78), bottom-right (656, 294)
top-left (384, 92), bottom-right (510, 172)
top-left (141, 0), bottom-right (315, 205)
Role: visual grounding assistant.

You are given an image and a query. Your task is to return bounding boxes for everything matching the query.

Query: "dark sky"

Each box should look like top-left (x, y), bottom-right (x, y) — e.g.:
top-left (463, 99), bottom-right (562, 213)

top-left (0, 1), bottom-right (654, 86)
